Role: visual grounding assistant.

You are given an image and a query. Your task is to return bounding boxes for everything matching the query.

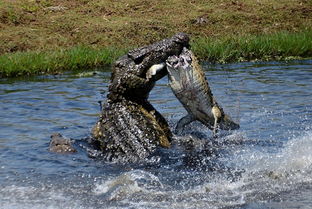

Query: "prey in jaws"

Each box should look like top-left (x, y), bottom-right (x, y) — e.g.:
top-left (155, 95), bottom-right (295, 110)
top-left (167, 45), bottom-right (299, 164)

top-left (165, 47), bottom-right (240, 136)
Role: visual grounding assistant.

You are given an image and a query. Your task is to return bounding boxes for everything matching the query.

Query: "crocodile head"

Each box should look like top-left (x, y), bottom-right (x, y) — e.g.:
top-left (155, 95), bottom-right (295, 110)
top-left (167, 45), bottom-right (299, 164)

top-left (107, 33), bottom-right (190, 103)
top-left (49, 133), bottom-right (76, 153)
top-left (166, 48), bottom-right (240, 133)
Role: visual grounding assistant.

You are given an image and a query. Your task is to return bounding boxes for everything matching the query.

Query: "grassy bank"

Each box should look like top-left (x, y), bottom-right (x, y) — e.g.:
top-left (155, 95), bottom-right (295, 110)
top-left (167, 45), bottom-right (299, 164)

top-left (192, 29), bottom-right (312, 63)
top-left (0, 0), bottom-right (312, 77)
top-left (1, 30), bottom-right (311, 77)
top-left (0, 46), bottom-right (127, 77)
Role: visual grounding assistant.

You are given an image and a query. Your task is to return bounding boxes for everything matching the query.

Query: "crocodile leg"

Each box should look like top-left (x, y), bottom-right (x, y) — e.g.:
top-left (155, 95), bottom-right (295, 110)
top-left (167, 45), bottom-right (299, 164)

top-left (212, 117), bottom-right (218, 137)
top-left (142, 101), bottom-right (172, 144)
top-left (212, 105), bottom-right (222, 137)
top-left (175, 114), bottom-right (195, 135)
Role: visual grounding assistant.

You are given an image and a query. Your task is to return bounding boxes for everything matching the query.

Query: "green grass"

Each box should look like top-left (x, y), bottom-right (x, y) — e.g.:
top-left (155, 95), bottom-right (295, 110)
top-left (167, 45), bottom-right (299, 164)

top-left (0, 0), bottom-right (312, 77)
top-left (1, 30), bottom-right (311, 77)
top-left (192, 30), bottom-right (312, 63)
top-left (1, 0), bottom-right (311, 54)
top-left (0, 46), bottom-right (127, 77)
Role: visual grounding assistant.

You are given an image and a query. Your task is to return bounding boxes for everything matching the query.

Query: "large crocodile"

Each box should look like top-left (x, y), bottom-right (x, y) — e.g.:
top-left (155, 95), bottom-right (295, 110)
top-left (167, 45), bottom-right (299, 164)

top-left (166, 47), bottom-right (239, 135)
top-left (91, 33), bottom-right (190, 162)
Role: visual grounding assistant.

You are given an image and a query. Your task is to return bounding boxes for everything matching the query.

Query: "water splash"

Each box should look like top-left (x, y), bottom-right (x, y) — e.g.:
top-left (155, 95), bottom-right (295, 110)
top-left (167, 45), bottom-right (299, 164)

top-left (1, 61), bottom-right (311, 208)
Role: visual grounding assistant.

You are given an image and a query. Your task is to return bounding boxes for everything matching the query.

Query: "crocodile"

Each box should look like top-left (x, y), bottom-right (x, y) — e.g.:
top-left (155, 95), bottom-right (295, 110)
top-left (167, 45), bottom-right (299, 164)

top-left (49, 133), bottom-right (76, 153)
top-left (91, 33), bottom-right (190, 162)
top-left (166, 47), bottom-right (240, 135)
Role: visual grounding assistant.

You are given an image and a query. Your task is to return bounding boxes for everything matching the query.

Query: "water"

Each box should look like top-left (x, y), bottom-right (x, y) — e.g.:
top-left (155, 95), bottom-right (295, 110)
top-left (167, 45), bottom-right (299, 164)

top-left (0, 60), bottom-right (311, 209)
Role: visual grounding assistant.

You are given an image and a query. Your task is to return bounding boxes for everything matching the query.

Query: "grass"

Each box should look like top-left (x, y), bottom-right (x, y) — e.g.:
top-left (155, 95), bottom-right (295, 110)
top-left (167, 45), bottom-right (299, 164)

top-left (192, 29), bottom-right (312, 63)
top-left (1, 30), bottom-right (311, 77)
top-left (0, 46), bottom-right (127, 77)
top-left (0, 0), bottom-right (312, 77)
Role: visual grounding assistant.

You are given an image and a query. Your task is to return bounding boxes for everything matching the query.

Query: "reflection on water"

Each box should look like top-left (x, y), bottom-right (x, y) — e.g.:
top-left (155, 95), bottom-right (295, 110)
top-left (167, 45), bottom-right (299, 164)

top-left (0, 60), bottom-right (312, 208)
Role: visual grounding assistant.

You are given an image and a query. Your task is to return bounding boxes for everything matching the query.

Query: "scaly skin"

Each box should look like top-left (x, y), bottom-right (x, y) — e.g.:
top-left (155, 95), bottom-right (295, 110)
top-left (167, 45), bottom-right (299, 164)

top-left (166, 47), bottom-right (240, 135)
top-left (92, 33), bottom-right (190, 162)
top-left (49, 133), bottom-right (76, 153)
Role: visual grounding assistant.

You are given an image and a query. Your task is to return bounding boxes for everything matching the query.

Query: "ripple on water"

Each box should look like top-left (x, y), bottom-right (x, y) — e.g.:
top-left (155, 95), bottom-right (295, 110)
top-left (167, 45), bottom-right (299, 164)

top-left (0, 61), bottom-right (312, 208)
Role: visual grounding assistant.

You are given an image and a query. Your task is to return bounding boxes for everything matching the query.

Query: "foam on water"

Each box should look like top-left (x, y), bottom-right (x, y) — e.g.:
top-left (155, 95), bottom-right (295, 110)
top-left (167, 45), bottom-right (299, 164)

top-left (0, 185), bottom-right (85, 209)
top-left (93, 170), bottom-right (163, 201)
top-left (1, 60), bottom-right (311, 208)
top-left (56, 129), bottom-right (310, 209)
top-left (0, 131), bottom-right (311, 209)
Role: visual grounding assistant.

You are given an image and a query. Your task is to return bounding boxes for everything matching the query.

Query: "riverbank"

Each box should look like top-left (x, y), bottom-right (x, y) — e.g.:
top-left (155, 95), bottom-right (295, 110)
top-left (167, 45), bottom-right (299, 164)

top-left (0, 46), bottom-right (127, 77)
top-left (192, 29), bottom-right (312, 63)
top-left (1, 30), bottom-right (312, 77)
top-left (0, 0), bottom-right (311, 77)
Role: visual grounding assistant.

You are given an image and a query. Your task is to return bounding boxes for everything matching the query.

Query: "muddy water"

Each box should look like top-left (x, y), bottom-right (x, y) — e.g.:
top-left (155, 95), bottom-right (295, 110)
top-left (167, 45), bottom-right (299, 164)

top-left (0, 60), bottom-right (311, 208)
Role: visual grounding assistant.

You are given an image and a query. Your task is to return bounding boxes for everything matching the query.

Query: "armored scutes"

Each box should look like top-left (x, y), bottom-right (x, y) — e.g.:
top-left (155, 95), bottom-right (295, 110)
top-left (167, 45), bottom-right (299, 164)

top-left (166, 47), bottom-right (239, 135)
top-left (92, 33), bottom-right (190, 162)
top-left (49, 133), bottom-right (76, 153)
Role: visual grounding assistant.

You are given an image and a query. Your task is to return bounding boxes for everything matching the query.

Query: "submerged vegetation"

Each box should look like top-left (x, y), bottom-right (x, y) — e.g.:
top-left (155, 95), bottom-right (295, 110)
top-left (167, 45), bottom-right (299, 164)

top-left (0, 0), bottom-right (311, 77)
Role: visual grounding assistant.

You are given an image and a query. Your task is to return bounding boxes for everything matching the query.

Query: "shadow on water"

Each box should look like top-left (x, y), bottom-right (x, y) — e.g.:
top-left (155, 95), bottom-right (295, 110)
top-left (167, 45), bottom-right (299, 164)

top-left (0, 60), bottom-right (312, 208)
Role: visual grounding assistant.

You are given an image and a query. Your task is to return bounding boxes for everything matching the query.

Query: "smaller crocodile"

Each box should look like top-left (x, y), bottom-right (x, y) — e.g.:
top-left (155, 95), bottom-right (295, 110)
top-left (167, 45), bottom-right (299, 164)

top-left (49, 133), bottom-right (76, 153)
top-left (166, 47), bottom-right (239, 135)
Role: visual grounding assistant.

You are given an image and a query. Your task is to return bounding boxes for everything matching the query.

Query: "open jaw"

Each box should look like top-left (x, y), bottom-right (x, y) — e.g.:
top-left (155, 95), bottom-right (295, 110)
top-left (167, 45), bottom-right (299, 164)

top-left (145, 47), bottom-right (192, 81)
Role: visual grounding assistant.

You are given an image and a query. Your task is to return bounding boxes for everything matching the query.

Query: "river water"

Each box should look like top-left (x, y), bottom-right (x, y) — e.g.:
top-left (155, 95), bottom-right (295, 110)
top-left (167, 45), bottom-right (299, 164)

top-left (0, 60), bottom-right (311, 209)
